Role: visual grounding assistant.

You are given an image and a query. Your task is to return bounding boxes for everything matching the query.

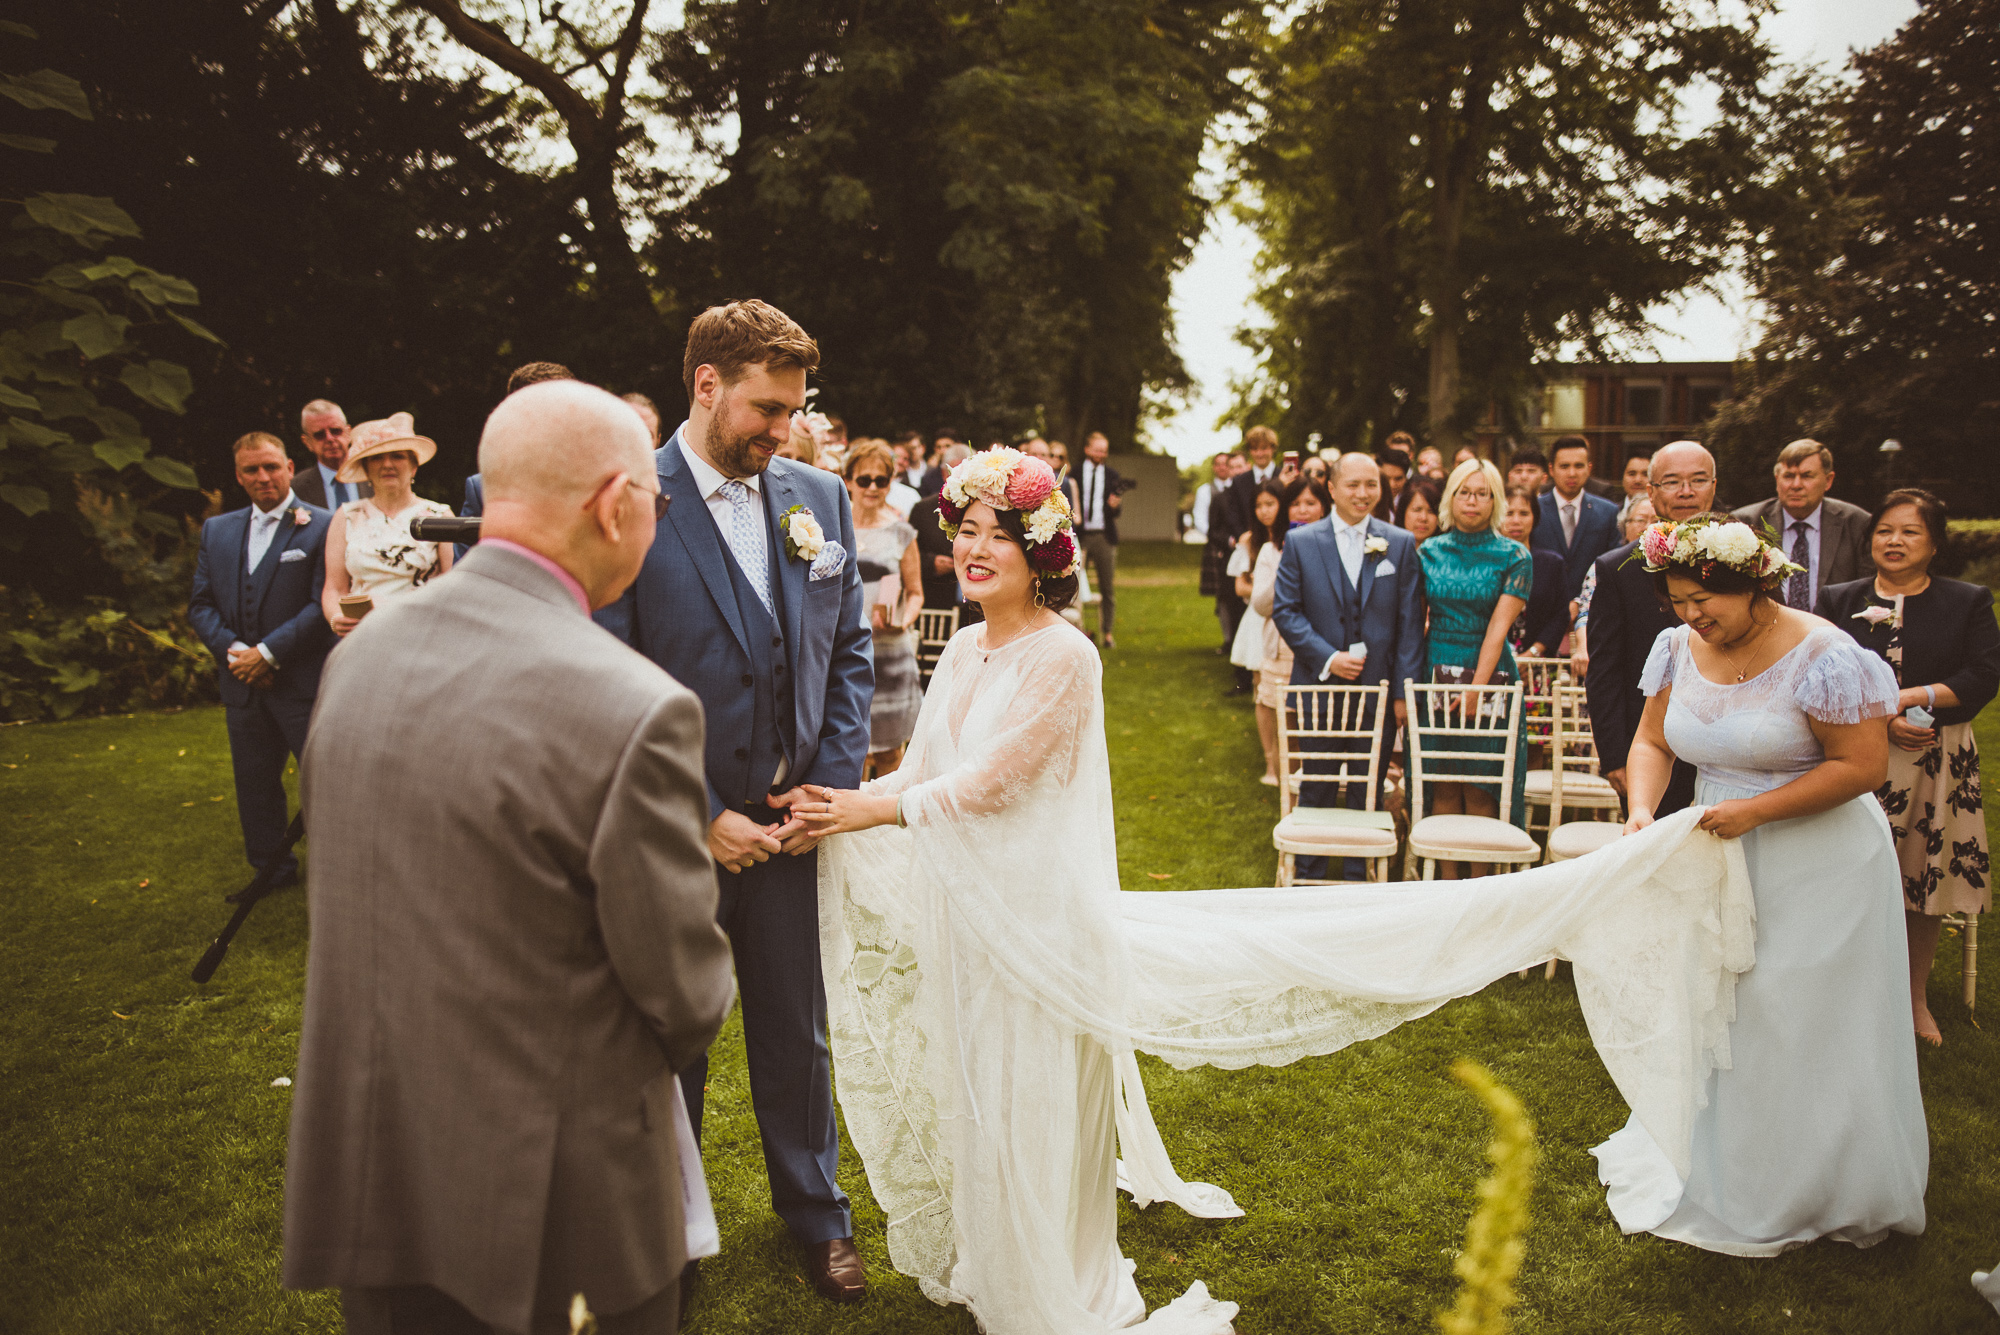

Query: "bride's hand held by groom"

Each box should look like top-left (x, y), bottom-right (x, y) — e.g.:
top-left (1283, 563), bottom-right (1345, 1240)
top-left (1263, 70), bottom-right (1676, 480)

top-left (793, 784), bottom-right (901, 835)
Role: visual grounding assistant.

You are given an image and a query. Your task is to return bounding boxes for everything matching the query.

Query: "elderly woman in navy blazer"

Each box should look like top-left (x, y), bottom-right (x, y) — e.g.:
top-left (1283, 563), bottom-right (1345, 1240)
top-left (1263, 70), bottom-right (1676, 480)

top-left (1822, 487), bottom-right (2000, 1046)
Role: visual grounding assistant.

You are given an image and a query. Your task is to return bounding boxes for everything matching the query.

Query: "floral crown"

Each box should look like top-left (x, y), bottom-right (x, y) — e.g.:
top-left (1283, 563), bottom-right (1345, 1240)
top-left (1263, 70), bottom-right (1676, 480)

top-left (937, 446), bottom-right (1078, 576)
top-left (1637, 514), bottom-right (1803, 591)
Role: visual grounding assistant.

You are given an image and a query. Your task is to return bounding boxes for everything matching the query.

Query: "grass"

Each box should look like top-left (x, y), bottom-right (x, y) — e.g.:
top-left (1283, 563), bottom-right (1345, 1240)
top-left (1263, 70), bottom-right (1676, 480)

top-left (3, 541), bottom-right (1998, 1333)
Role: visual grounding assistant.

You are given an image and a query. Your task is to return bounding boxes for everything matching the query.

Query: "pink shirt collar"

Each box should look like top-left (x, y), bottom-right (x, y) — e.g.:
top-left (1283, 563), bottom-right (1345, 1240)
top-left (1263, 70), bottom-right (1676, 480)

top-left (480, 538), bottom-right (590, 615)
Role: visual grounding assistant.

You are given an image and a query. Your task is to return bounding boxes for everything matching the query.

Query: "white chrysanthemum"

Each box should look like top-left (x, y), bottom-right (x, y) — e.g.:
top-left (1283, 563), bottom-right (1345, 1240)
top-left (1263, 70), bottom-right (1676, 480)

top-left (1671, 527), bottom-right (1699, 561)
top-left (1698, 522), bottom-right (1760, 566)
top-left (1025, 502), bottom-right (1064, 545)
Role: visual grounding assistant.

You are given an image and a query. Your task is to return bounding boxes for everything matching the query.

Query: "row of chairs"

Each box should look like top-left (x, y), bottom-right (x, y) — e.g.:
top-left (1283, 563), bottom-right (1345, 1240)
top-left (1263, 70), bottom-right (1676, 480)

top-left (1269, 672), bottom-right (1622, 886)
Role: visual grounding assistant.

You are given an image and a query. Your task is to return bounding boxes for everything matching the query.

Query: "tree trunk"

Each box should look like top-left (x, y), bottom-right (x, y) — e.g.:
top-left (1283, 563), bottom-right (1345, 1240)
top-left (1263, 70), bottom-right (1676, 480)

top-left (1426, 304), bottom-right (1462, 456)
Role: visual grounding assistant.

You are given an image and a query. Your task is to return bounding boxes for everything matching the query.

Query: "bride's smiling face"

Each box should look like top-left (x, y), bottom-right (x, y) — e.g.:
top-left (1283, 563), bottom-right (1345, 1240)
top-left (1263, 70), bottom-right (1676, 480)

top-left (1666, 574), bottom-right (1758, 643)
top-left (954, 502), bottom-right (1035, 612)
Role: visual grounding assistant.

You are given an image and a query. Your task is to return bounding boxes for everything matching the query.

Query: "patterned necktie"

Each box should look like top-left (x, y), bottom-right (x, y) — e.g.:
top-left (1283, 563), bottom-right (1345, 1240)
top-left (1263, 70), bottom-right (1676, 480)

top-left (1786, 519), bottom-right (1811, 609)
top-left (719, 479), bottom-right (775, 618)
top-left (1561, 501), bottom-right (1577, 546)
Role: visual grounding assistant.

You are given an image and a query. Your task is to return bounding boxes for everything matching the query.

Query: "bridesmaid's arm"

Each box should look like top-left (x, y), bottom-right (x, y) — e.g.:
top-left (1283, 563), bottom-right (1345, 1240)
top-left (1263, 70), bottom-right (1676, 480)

top-left (1622, 690), bottom-right (1676, 833)
top-left (1695, 717), bottom-right (1889, 840)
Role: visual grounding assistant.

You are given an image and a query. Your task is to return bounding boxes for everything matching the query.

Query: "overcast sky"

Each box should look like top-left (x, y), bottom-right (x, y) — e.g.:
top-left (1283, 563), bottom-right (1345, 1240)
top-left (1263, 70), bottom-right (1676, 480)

top-left (1151, 0), bottom-right (1922, 465)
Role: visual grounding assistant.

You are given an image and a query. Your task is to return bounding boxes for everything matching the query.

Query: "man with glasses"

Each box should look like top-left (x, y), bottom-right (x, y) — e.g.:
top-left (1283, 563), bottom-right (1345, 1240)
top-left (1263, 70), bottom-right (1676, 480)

top-left (1583, 439), bottom-right (1717, 818)
top-left (290, 399), bottom-right (371, 510)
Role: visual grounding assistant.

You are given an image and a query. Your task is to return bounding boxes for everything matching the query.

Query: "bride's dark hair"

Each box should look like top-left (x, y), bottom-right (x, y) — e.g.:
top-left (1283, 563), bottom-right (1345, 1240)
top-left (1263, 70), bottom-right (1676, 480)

top-left (977, 504), bottom-right (1079, 613)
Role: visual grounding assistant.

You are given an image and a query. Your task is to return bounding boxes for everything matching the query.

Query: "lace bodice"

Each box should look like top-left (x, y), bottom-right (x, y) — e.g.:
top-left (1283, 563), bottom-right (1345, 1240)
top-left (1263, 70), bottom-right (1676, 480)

top-left (1641, 624), bottom-right (1900, 794)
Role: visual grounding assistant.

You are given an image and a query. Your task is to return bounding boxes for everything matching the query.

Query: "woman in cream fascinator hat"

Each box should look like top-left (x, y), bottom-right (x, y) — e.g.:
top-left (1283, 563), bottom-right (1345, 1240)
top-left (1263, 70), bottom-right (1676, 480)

top-left (320, 411), bottom-right (455, 635)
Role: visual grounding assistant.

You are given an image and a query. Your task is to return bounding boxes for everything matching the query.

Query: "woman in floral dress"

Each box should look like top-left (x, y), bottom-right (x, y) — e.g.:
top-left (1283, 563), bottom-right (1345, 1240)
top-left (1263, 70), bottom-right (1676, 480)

top-left (1822, 488), bottom-right (2000, 1045)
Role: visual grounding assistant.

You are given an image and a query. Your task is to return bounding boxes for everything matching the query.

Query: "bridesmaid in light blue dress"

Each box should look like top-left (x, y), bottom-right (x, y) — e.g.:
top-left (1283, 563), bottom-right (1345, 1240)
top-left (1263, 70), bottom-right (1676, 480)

top-left (1597, 527), bottom-right (1928, 1255)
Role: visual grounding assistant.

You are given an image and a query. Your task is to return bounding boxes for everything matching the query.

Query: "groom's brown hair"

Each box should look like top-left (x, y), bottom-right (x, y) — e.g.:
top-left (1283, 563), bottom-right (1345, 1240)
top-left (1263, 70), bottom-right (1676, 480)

top-left (682, 299), bottom-right (820, 397)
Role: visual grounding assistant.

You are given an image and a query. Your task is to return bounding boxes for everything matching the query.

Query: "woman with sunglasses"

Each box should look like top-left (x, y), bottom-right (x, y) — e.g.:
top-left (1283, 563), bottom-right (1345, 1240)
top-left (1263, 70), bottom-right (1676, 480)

top-left (846, 440), bottom-right (926, 775)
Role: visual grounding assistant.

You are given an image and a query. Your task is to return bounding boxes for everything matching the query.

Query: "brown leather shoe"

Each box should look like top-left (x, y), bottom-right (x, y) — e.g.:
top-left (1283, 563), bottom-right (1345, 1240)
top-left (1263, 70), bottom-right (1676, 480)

top-left (803, 1236), bottom-right (867, 1303)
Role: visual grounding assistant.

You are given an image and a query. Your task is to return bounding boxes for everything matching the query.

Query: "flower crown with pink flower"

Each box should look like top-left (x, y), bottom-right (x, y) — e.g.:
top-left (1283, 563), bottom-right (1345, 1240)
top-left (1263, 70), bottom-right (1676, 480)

top-left (937, 446), bottom-right (1079, 577)
top-left (1637, 513), bottom-right (1803, 591)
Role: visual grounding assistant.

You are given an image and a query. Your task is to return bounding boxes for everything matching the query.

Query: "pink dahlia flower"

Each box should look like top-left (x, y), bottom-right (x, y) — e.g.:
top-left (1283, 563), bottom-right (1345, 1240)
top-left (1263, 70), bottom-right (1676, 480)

top-left (1005, 457), bottom-right (1056, 510)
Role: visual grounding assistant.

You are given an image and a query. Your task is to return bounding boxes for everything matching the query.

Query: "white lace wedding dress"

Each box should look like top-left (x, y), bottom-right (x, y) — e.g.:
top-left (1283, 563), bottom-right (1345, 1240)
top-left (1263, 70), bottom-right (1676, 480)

top-left (822, 622), bottom-right (1763, 1333)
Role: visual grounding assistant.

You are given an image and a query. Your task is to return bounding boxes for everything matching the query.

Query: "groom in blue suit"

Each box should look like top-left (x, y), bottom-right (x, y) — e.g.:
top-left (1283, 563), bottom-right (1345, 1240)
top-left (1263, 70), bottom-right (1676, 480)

top-left (1271, 453), bottom-right (1426, 876)
top-left (188, 432), bottom-right (335, 882)
top-left (598, 301), bottom-right (874, 1303)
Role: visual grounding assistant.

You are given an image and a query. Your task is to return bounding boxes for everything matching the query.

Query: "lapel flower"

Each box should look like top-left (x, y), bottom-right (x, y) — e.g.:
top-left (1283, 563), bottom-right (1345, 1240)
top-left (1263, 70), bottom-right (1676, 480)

top-left (291, 505), bottom-right (311, 526)
top-left (1854, 603), bottom-right (1898, 628)
top-left (780, 504), bottom-right (825, 562)
top-left (1363, 535), bottom-right (1389, 555)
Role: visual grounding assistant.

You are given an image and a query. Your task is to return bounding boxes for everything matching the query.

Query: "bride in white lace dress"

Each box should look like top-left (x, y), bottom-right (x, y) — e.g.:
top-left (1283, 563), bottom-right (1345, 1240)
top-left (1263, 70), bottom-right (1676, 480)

top-left (796, 453), bottom-right (1794, 1332)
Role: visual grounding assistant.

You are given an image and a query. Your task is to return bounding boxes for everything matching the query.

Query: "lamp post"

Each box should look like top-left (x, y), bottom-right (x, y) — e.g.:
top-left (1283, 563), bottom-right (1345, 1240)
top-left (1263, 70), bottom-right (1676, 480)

top-left (1880, 437), bottom-right (1903, 493)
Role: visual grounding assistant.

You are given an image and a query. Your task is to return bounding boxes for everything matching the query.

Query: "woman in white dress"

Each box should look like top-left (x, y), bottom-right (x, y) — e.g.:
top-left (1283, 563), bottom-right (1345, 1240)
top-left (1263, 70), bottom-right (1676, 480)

top-left (1601, 513), bottom-right (1928, 1254)
top-left (321, 413), bottom-right (453, 635)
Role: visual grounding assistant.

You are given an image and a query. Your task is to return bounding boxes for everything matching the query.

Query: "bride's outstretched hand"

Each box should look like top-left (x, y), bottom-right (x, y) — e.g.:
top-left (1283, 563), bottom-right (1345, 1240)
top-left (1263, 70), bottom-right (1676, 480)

top-left (792, 784), bottom-right (901, 835)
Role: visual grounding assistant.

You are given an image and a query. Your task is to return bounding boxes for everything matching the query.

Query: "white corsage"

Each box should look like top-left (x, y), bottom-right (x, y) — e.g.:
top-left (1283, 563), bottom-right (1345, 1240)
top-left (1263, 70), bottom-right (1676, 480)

top-left (780, 505), bottom-right (826, 562)
top-left (809, 539), bottom-right (847, 581)
top-left (1853, 603), bottom-right (1898, 627)
top-left (1363, 535), bottom-right (1389, 555)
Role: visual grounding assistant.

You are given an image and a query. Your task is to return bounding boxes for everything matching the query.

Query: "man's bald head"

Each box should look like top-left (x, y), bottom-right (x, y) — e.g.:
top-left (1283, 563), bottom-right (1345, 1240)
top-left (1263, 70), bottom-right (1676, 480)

top-left (1333, 451), bottom-right (1379, 482)
top-left (480, 380), bottom-right (652, 506)
top-left (476, 381), bottom-right (660, 609)
top-left (1329, 451), bottom-right (1382, 525)
top-left (1648, 439), bottom-right (1718, 521)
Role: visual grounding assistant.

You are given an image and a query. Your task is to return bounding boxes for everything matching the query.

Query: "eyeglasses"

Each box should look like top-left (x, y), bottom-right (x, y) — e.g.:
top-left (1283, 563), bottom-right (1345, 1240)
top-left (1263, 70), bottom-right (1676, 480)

top-left (307, 426), bottom-right (346, 441)
top-left (1654, 474), bottom-right (1713, 494)
top-left (851, 475), bottom-right (892, 489)
top-left (626, 480), bottom-right (671, 519)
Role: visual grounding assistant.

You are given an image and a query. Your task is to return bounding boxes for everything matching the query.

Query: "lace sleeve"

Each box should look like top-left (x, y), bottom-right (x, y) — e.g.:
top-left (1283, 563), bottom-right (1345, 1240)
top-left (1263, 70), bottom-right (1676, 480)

top-left (1798, 629), bottom-right (1902, 723)
top-left (899, 631), bottom-right (1100, 824)
top-left (1638, 628), bottom-right (1678, 696)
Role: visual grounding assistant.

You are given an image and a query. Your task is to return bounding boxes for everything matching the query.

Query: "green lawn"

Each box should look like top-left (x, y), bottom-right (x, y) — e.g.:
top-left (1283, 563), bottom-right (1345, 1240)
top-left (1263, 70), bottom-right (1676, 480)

top-left (4, 542), bottom-right (1998, 1333)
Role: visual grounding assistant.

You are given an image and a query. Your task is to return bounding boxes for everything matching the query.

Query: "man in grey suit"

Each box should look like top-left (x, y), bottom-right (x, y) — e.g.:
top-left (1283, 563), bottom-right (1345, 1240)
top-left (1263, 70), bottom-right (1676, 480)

top-left (1731, 438), bottom-right (1872, 612)
top-left (596, 300), bottom-right (874, 1304)
top-left (285, 381), bottom-right (733, 1334)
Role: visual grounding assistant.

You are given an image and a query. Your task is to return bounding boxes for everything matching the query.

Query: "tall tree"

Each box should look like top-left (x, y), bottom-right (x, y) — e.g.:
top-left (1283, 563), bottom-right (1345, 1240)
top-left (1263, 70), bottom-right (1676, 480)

top-left (1708, 0), bottom-right (2000, 509)
top-left (1236, 0), bottom-right (1772, 453)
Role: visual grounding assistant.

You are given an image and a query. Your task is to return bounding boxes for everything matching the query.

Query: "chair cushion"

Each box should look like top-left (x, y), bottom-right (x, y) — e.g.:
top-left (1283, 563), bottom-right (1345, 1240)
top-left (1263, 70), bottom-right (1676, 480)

top-left (1407, 814), bottom-right (1540, 858)
top-left (1274, 811), bottom-right (1399, 853)
top-left (1547, 820), bottom-right (1625, 861)
top-left (1525, 769), bottom-right (1616, 800)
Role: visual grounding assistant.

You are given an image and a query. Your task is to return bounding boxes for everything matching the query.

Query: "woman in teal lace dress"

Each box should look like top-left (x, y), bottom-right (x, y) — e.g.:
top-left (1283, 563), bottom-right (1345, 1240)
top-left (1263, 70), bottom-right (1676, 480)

top-left (1417, 459), bottom-right (1534, 870)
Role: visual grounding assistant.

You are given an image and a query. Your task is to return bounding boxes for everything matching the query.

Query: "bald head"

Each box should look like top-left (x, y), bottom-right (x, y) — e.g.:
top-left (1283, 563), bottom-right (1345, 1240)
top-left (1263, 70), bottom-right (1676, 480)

top-left (1648, 439), bottom-right (1717, 521)
top-left (476, 381), bottom-right (659, 609)
top-left (480, 380), bottom-right (653, 506)
top-left (1330, 451), bottom-right (1381, 525)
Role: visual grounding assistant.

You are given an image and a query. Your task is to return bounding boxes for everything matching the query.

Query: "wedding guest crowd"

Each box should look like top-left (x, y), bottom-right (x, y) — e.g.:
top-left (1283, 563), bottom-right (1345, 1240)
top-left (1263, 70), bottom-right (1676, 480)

top-left (845, 439), bottom-right (924, 775)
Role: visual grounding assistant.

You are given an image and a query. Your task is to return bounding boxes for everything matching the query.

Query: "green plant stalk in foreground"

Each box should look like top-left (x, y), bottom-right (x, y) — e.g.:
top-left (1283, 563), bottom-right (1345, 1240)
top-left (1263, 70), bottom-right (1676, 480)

top-left (1438, 1059), bottom-right (1538, 1335)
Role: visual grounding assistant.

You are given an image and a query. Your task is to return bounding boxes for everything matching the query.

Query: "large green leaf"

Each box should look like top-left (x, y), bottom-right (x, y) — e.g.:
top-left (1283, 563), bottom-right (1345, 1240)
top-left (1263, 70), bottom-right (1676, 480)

top-left (128, 270), bottom-right (200, 306)
top-left (45, 439), bottom-right (102, 472)
top-left (0, 132), bottom-right (57, 153)
top-left (118, 360), bottom-right (192, 413)
top-left (165, 309), bottom-right (224, 345)
top-left (93, 436), bottom-right (149, 470)
top-left (32, 386), bottom-right (93, 419)
top-left (0, 69), bottom-right (91, 120)
top-left (84, 405), bottom-right (141, 438)
top-left (138, 455), bottom-right (199, 489)
top-left (0, 484), bottom-right (50, 517)
top-left (23, 193), bottom-right (140, 242)
top-left (5, 417), bottom-right (70, 449)
top-left (0, 384), bottom-right (39, 411)
top-left (0, 20), bottom-right (39, 38)
top-left (60, 311), bottom-right (131, 360)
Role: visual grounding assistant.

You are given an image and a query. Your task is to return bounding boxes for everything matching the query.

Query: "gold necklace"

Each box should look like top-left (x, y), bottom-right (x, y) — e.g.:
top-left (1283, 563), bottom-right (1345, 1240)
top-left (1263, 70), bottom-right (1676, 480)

top-left (1718, 615), bottom-right (1773, 683)
top-left (981, 613), bottom-right (1040, 662)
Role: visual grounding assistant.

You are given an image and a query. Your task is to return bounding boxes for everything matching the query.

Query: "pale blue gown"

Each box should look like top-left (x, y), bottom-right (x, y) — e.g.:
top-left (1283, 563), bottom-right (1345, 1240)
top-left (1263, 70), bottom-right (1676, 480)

top-left (1592, 623), bottom-right (1930, 1255)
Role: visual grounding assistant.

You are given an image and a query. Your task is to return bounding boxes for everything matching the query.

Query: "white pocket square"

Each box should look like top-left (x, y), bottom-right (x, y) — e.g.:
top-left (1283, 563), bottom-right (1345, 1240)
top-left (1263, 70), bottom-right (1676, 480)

top-left (1374, 559), bottom-right (1396, 576)
top-left (279, 549), bottom-right (308, 563)
top-left (809, 540), bottom-right (848, 581)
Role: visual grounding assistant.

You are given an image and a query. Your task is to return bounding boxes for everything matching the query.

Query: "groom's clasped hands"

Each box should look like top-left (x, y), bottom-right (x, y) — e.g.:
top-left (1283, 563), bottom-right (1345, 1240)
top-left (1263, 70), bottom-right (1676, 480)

top-left (708, 788), bottom-right (833, 873)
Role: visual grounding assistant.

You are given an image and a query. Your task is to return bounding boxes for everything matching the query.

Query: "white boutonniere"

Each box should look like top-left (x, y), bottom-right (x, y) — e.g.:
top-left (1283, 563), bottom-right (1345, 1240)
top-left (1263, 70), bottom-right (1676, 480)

top-left (1853, 604), bottom-right (1897, 627)
top-left (1363, 535), bottom-right (1389, 555)
top-left (291, 505), bottom-right (312, 527)
top-left (780, 505), bottom-right (826, 562)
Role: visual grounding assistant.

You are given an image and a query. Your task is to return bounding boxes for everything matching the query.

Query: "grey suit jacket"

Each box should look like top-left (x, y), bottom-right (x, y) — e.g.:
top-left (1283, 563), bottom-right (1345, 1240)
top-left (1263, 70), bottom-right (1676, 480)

top-left (284, 543), bottom-right (733, 1330)
top-left (1730, 496), bottom-right (1873, 602)
top-left (290, 458), bottom-right (372, 510)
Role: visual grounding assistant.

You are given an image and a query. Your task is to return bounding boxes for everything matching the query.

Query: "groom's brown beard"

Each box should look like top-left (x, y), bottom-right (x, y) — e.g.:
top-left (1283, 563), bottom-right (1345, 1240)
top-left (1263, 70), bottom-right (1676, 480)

top-left (704, 389), bottom-right (780, 477)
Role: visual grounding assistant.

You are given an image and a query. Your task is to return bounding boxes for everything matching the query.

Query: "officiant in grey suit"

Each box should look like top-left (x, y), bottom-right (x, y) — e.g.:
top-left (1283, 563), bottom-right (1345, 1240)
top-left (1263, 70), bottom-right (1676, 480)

top-left (1731, 438), bottom-right (1871, 612)
top-left (597, 300), bottom-right (874, 1304)
top-left (285, 381), bottom-right (733, 1333)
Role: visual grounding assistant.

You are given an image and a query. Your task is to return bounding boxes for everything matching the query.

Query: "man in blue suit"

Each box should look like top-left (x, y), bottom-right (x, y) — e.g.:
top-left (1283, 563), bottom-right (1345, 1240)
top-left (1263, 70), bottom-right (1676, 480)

top-left (188, 432), bottom-right (336, 884)
top-left (1271, 453), bottom-right (1427, 877)
top-left (1529, 435), bottom-right (1620, 601)
top-left (597, 301), bottom-right (874, 1304)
